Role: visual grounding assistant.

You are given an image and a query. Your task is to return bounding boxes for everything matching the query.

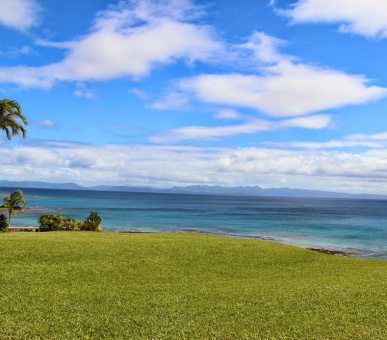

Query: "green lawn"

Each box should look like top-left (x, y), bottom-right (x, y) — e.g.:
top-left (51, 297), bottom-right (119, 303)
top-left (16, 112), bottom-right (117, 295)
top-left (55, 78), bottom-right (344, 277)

top-left (0, 232), bottom-right (386, 339)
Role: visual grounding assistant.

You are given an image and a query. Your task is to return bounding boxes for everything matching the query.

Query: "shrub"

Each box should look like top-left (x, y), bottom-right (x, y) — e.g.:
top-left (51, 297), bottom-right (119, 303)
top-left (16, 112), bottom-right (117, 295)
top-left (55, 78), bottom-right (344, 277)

top-left (71, 220), bottom-right (85, 231)
top-left (37, 212), bottom-right (102, 232)
top-left (0, 213), bottom-right (8, 232)
top-left (83, 211), bottom-right (103, 231)
top-left (38, 213), bottom-right (63, 231)
top-left (60, 216), bottom-right (73, 230)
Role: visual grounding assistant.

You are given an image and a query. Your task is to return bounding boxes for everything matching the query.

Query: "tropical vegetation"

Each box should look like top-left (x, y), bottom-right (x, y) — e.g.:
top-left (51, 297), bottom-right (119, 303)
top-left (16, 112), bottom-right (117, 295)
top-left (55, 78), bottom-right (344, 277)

top-left (0, 98), bottom-right (28, 141)
top-left (0, 213), bottom-right (8, 232)
top-left (0, 189), bottom-right (27, 229)
top-left (83, 211), bottom-right (102, 230)
top-left (38, 211), bottom-right (103, 231)
top-left (0, 232), bottom-right (385, 339)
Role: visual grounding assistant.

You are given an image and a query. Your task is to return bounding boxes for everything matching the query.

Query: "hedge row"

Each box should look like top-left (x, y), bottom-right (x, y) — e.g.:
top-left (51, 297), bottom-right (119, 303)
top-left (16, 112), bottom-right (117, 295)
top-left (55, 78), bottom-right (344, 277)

top-left (38, 211), bottom-right (103, 232)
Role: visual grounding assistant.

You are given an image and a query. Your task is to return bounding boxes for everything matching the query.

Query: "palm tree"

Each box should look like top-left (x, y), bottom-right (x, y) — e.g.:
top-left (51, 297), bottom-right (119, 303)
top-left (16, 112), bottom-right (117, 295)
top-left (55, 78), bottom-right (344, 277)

top-left (1, 190), bottom-right (27, 229)
top-left (0, 99), bottom-right (28, 140)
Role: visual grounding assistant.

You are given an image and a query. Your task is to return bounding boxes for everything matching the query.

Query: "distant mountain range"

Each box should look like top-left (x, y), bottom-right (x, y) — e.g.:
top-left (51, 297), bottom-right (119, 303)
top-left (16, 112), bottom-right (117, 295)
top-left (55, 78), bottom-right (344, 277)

top-left (0, 180), bottom-right (386, 200)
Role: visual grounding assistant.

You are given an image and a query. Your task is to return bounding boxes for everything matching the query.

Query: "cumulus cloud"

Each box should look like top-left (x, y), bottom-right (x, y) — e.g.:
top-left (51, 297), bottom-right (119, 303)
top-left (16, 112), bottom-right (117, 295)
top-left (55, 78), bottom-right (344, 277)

top-left (0, 0), bottom-right (222, 88)
top-left (150, 31), bottom-right (386, 120)
top-left (280, 0), bottom-right (387, 38)
top-left (148, 30), bottom-right (386, 142)
top-left (179, 61), bottom-right (387, 117)
top-left (0, 0), bottom-right (40, 31)
top-left (2, 142), bottom-right (387, 194)
top-left (150, 114), bottom-right (331, 142)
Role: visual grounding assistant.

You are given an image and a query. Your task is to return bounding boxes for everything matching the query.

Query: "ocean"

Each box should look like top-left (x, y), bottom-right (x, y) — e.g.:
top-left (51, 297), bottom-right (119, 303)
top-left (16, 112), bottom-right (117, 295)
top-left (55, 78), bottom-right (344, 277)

top-left (1, 187), bottom-right (386, 259)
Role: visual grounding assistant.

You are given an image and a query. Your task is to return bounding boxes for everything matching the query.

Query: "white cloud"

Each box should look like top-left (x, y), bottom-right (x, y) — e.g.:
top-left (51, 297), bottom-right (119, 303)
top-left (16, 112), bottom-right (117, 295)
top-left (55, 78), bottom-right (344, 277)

top-left (179, 61), bottom-right (387, 117)
top-left (347, 131), bottom-right (387, 141)
top-left (149, 31), bottom-right (386, 118)
top-left (74, 84), bottom-right (97, 99)
top-left (150, 114), bottom-right (331, 142)
top-left (3, 142), bottom-right (387, 194)
top-left (281, 0), bottom-right (387, 38)
top-left (35, 119), bottom-right (57, 129)
top-left (148, 30), bottom-right (386, 142)
top-left (214, 109), bottom-right (243, 120)
top-left (129, 88), bottom-right (150, 100)
top-left (265, 140), bottom-right (385, 149)
top-left (238, 31), bottom-right (288, 63)
top-left (74, 89), bottom-right (97, 99)
top-left (0, 0), bottom-right (40, 31)
top-left (4, 45), bottom-right (37, 58)
top-left (18, 45), bottom-right (35, 54)
top-left (265, 130), bottom-right (387, 149)
top-left (0, 0), bottom-right (222, 88)
top-left (150, 92), bottom-right (190, 110)
top-left (0, 65), bottom-right (56, 88)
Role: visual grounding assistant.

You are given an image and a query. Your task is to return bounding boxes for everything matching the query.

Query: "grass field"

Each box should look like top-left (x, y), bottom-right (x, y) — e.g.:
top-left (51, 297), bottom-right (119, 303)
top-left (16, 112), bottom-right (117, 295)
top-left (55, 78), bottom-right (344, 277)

top-left (0, 232), bottom-right (386, 339)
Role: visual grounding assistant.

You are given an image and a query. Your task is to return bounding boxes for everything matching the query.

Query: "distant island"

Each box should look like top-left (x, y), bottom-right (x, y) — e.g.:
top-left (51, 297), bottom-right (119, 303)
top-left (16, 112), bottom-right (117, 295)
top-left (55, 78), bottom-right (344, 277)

top-left (0, 180), bottom-right (387, 200)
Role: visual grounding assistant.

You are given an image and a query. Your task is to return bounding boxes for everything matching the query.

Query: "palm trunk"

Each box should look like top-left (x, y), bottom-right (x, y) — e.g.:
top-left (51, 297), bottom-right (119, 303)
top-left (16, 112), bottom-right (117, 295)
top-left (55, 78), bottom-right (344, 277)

top-left (8, 211), bottom-right (11, 229)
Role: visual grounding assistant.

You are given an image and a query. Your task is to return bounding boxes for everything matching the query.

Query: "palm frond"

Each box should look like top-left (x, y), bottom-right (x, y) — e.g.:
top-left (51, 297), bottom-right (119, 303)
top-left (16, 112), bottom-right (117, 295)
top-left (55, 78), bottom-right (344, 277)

top-left (0, 99), bottom-right (28, 140)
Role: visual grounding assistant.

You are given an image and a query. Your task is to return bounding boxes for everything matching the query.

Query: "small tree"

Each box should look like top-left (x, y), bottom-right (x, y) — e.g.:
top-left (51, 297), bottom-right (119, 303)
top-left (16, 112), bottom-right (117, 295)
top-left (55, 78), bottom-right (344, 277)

top-left (84, 211), bottom-right (102, 231)
top-left (0, 213), bottom-right (8, 232)
top-left (1, 189), bottom-right (27, 229)
top-left (0, 98), bottom-right (28, 141)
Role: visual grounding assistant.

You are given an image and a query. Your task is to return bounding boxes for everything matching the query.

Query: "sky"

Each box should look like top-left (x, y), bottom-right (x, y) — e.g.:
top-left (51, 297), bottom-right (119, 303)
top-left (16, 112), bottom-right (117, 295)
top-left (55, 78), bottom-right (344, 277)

top-left (2, 0), bottom-right (387, 194)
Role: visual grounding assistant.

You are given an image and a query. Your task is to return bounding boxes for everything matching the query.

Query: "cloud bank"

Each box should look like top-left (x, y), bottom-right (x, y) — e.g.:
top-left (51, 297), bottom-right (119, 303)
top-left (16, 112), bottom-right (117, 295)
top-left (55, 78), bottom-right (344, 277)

top-left (2, 142), bottom-right (387, 194)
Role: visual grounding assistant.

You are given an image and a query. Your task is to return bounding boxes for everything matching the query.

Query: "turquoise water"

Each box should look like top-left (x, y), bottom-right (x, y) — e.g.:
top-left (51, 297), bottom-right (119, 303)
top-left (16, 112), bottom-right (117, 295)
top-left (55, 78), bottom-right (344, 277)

top-left (2, 187), bottom-right (386, 259)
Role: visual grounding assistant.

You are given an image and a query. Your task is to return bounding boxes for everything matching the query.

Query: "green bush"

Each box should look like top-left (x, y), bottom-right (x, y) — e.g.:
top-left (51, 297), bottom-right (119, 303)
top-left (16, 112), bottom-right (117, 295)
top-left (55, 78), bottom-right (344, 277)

top-left (60, 216), bottom-right (73, 230)
top-left (38, 212), bottom-right (102, 232)
top-left (83, 211), bottom-right (102, 231)
top-left (0, 213), bottom-right (8, 232)
top-left (69, 220), bottom-right (84, 231)
top-left (38, 213), bottom-right (63, 231)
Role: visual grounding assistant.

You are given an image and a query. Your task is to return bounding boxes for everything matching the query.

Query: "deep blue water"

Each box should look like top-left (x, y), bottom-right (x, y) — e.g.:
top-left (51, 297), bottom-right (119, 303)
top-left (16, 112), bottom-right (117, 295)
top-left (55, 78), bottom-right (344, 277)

top-left (1, 187), bottom-right (386, 259)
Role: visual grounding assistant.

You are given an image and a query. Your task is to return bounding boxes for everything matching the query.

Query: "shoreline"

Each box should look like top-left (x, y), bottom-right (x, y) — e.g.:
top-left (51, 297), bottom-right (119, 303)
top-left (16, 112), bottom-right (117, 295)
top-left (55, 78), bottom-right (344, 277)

top-left (305, 248), bottom-right (352, 256)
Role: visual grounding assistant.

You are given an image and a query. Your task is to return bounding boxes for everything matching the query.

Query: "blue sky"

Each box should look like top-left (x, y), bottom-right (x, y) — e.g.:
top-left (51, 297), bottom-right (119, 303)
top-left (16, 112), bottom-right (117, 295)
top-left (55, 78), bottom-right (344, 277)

top-left (2, 0), bottom-right (387, 194)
